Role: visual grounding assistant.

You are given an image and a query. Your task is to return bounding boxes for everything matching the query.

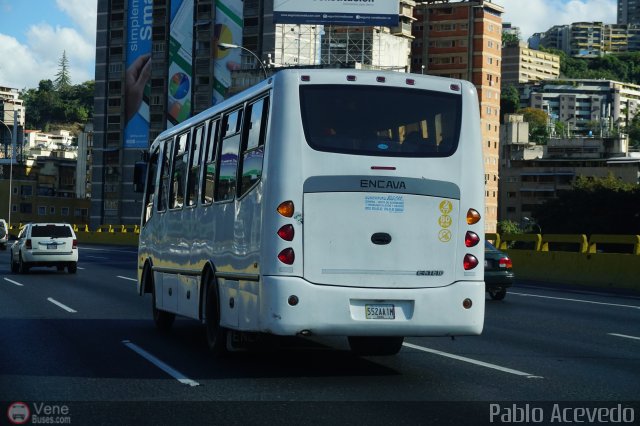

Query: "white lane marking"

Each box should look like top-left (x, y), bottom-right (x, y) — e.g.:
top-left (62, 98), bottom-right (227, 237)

top-left (609, 333), bottom-right (640, 341)
top-left (510, 292), bottom-right (640, 310)
top-left (47, 297), bottom-right (77, 313)
top-left (402, 342), bottom-right (543, 379)
top-left (122, 340), bottom-right (200, 387)
top-left (81, 247), bottom-right (138, 254)
top-left (117, 276), bottom-right (137, 282)
top-left (85, 255), bottom-right (108, 259)
top-left (3, 278), bottom-right (24, 287)
top-left (77, 266), bottom-right (85, 270)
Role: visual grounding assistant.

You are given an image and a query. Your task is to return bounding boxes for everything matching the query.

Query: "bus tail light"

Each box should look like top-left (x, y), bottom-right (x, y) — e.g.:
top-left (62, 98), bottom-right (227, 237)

top-left (406, 78), bottom-right (415, 86)
top-left (463, 254), bottom-right (478, 270)
top-left (376, 76), bottom-right (386, 83)
top-left (26, 239), bottom-right (32, 249)
top-left (347, 75), bottom-right (357, 81)
top-left (465, 231), bottom-right (480, 247)
top-left (499, 257), bottom-right (513, 269)
top-left (466, 209), bottom-right (481, 225)
top-left (277, 224), bottom-right (294, 241)
top-left (277, 201), bottom-right (294, 218)
top-left (278, 248), bottom-right (295, 265)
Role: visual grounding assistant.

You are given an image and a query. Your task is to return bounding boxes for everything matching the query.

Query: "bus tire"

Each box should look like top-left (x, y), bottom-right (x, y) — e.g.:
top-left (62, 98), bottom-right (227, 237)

top-left (348, 336), bottom-right (404, 356)
top-left (149, 269), bottom-right (175, 331)
top-left (204, 274), bottom-right (227, 356)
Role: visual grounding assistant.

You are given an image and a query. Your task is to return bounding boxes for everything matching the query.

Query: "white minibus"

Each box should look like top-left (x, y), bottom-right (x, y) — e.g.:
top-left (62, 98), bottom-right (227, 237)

top-left (137, 69), bottom-right (485, 356)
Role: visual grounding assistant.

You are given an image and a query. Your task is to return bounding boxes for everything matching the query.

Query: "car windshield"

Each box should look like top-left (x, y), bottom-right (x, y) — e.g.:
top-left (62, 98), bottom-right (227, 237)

top-left (300, 84), bottom-right (462, 157)
top-left (31, 225), bottom-right (72, 238)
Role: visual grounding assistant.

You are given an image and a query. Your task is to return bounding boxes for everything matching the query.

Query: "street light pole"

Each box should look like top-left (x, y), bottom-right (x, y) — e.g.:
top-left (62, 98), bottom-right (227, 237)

top-left (0, 118), bottom-right (14, 232)
top-left (217, 42), bottom-right (268, 79)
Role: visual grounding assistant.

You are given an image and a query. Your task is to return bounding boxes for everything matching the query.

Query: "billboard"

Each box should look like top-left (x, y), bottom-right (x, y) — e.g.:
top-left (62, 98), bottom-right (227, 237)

top-left (167, 0), bottom-right (194, 128)
top-left (274, 0), bottom-right (399, 26)
top-left (213, 0), bottom-right (244, 105)
top-left (124, 0), bottom-right (153, 148)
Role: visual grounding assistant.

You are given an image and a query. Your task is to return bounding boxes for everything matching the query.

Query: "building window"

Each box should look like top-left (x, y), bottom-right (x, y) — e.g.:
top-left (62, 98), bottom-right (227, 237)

top-left (49, 207), bottom-right (55, 214)
top-left (38, 206), bottom-right (47, 216)
top-left (20, 203), bottom-right (32, 213)
top-left (61, 207), bottom-right (69, 216)
top-left (20, 185), bottom-right (33, 196)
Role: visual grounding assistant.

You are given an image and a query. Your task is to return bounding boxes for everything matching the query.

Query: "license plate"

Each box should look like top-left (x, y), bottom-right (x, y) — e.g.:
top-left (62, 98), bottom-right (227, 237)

top-left (47, 244), bottom-right (57, 250)
top-left (365, 304), bottom-right (395, 320)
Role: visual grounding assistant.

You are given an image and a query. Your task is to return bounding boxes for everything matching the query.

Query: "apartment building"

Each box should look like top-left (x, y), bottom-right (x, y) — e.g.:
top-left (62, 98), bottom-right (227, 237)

top-left (521, 79), bottom-right (640, 135)
top-left (538, 21), bottom-right (640, 56)
top-left (412, 0), bottom-right (504, 232)
top-left (618, 0), bottom-right (640, 25)
top-left (501, 42), bottom-right (560, 86)
top-left (0, 86), bottom-right (25, 162)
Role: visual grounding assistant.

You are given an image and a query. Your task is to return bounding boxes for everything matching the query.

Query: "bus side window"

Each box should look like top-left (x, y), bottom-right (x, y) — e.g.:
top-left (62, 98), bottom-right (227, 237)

top-left (142, 146), bottom-right (159, 225)
top-left (157, 138), bottom-right (173, 212)
top-left (186, 125), bottom-right (204, 207)
top-left (202, 119), bottom-right (219, 205)
top-left (170, 132), bottom-right (189, 210)
top-left (216, 109), bottom-right (242, 202)
top-left (240, 96), bottom-right (269, 196)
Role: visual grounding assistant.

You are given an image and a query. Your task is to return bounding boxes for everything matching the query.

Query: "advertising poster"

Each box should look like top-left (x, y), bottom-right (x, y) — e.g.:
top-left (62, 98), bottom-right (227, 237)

top-left (273, 0), bottom-right (399, 26)
top-left (124, 0), bottom-right (153, 148)
top-left (213, 0), bottom-right (244, 105)
top-left (167, 0), bottom-right (194, 128)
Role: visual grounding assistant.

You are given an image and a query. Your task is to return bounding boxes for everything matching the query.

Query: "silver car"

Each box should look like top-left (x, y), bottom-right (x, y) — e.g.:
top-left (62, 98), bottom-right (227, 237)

top-left (10, 223), bottom-right (79, 274)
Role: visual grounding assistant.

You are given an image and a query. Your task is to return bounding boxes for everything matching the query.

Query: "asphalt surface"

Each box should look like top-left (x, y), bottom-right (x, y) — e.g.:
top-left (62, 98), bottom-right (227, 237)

top-left (0, 245), bottom-right (639, 425)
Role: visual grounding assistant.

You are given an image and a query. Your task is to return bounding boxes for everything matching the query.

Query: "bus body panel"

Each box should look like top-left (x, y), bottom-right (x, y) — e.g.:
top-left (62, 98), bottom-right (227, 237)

top-left (257, 276), bottom-right (484, 336)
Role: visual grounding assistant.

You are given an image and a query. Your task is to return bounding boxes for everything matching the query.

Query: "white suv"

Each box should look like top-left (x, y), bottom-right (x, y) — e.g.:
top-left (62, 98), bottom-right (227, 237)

top-left (10, 223), bottom-right (79, 274)
top-left (0, 219), bottom-right (8, 250)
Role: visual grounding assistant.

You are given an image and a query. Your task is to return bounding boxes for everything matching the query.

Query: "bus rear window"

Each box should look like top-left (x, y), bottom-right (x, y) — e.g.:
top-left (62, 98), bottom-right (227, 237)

top-left (300, 85), bottom-right (462, 157)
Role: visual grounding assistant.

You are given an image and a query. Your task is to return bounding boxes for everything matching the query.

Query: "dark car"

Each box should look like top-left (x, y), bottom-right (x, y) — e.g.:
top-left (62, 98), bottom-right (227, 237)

top-left (485, 241), bottom-right (514, 300)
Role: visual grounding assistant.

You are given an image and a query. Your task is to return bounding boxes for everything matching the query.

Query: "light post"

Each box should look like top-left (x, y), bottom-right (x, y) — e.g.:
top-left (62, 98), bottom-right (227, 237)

top-left (217, 43), bottom-right (268, 79)
top-left (421, 65), bottom-right (425, 74)
top-left (522, 216), bottom-right (542, 234)
top-left (0, 117), bottom-right (15, 232)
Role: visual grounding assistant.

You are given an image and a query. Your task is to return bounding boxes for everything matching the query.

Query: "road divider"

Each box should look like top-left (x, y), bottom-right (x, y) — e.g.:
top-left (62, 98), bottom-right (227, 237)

top-left (122, 340), bottom-right (200, 387)
top-left (402, 342), bottom-right (543, 379)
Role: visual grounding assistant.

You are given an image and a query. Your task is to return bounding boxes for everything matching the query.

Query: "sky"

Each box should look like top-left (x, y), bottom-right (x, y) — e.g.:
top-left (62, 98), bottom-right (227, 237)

top-left (0, 0), bottom-right (619, 91)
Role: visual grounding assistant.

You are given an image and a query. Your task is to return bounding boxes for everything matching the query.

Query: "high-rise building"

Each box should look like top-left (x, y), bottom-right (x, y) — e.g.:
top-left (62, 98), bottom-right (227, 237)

top-left (92, 0), bottom-right (421, 227)
top-left (411, 0), bottom-right (504, 232)
top-left (501, 42), bottom-right (560, 86)
top-left (618, 0), bottom-right (640, 25)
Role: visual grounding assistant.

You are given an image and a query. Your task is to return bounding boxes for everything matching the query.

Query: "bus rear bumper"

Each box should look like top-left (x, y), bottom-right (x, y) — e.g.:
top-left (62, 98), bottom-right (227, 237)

top-left (256, 276), bottom-right (485, 337)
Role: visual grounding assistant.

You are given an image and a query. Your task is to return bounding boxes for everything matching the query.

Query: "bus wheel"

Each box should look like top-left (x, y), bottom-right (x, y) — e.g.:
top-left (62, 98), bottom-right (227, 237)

top-left (149, 269), bottom-right (175, 331)
top-left (348, 336), bottom-right (404, 356)
top-left (205, 275), bottom-right (227, 356)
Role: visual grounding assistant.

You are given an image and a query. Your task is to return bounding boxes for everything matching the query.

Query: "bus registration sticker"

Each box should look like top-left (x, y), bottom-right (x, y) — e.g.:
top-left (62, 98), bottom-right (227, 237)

top-left (365, 304), bottom-right (395, 319)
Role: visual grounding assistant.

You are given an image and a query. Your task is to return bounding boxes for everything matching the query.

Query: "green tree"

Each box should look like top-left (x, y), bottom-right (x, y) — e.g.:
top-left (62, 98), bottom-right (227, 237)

top-left (54, 51), bottom-right (72, 91)
top-left (627, 112), bottom-right (640, 148)
top-left (532, 174), bottom-right (640, 235)
top-left (500, 84), bottom-right (520, 119)
top-left (498, 220), bottom-right (521, 234)
top-left (502, 32), bottom-right (519, 46)
top-left (517, 107), bottom-right (549, 144)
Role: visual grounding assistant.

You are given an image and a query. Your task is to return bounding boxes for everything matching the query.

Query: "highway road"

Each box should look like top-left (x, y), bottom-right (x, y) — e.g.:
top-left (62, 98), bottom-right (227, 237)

top-left (1, 245), bottom-right (639, 425)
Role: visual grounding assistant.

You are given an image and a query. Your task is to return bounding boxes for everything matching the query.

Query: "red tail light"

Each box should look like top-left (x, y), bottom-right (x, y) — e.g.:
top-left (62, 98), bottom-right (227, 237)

top-left (463, 254), bottom-right (478, 270)
top-left (277, 224), bottom-right (294, 241)
top-left (26, 239), bottom-right (32, 249)
top-left (72, 239), bottom-right (78, 249)
top-left (465, 231), bottom-right (480, 247)
top-left (499, 257), bottom-right (513, 269)
top-left (278, 248), bottom-right (295, 265)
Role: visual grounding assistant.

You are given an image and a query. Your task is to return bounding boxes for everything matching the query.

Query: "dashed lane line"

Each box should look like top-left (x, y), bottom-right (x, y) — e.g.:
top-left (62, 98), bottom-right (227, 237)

top-left (510, 292), bottom-right (640, 310)
top-left (122, 340), bottom-right (200, 387)
top-left (609, 333), bottom-right (640, 341)
top-left (47, 297), bottom-right (77, 313)
top-left (3, 278), bottom-right (24, 287)
top-left (117, 276), bottom-right (137, 282)
top-left (402, 342), bottom-right (543, 379)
